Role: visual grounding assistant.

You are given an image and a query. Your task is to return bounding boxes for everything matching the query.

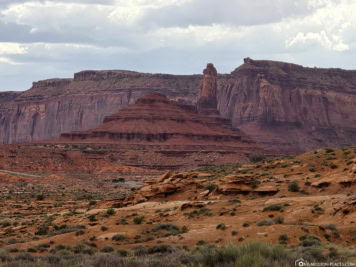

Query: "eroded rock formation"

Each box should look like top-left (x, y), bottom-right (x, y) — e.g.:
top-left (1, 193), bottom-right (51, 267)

top-left (218, 58), bottom-right (356, 153)
top-left (197, 63), bottom-right (218, 111)
top-left (59, 92), bottom-right (253, 145)
top-left (0, 71), bottom-right (202, 144)
top-left (1, 59), bottom-right (356, 153)
top-left (53, 92), bottom-right (260, 169)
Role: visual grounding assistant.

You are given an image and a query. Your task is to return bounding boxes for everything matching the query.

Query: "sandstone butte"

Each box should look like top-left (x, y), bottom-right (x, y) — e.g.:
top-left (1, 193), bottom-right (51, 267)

top-left (0, 58), bottom-right (356, 153)
top-left (0, 64), bottom-right (261, 172)
top-left (52, 63), bottom-right (262, 170)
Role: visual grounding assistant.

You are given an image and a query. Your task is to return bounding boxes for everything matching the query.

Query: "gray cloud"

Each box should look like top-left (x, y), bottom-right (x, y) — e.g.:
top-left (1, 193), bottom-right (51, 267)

top-left (0, 0), bottom-right (355, 91)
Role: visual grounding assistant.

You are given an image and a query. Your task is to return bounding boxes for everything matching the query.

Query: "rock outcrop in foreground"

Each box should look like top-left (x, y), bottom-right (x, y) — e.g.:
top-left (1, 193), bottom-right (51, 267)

top-left (1, 58), bottom-right (356, 153)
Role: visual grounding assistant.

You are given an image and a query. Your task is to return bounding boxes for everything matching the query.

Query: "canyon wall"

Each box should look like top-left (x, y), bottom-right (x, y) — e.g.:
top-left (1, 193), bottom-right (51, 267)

top-left (0, 71), bottom-right (202, 144)
top-left (1, 59), bottom-right (356, 152)
top-left (218, 58), bottom-right (356, 152)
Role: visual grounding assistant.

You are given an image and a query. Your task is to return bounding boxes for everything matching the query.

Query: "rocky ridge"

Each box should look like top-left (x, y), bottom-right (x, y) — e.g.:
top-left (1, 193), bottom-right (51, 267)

top-left (1, 58), bottom-right (356, 153)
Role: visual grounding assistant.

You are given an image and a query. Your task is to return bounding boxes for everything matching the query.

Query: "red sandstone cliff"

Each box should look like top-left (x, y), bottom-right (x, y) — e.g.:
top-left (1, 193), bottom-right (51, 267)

top-left (0, 71), bottom-right (201, 144)
top-left (197, 63), bottom-right (218, 111)
top-left (218, 58), bottom-right (356, 152)
top-left (1, 59), bottom-right (356, 153)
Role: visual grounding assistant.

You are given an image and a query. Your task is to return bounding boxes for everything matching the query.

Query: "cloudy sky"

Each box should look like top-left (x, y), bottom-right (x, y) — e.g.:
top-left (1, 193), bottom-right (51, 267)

top-left (0, 0), bottom-right (355, 91)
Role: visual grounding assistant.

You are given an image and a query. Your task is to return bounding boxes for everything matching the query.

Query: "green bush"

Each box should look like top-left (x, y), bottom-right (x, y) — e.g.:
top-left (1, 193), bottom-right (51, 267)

top-left (112, 234), bottom-right (127, 241)
top-left (263, 205), bottom-right (282, 212)
top-left (133, 216), bottom-right (145, 225)
top-left (216, 224), bottom-right (226, 230)
top-left (288, 181), bottom-right (300, 192)
top-left (117, 249), bottom-right (129, 257)
top-left (106, 208), bottom-right (115, 216)
top-left (36, 195), bottom-right (45, 201)
top-left (299, 235), bottom-right (321, 247)
top-left (325, 148), bottom-right (334, 153)
top-left (101, 246), bottom-right (114, 253)
top-left (257, 220), bottom-right (273, 226)
top-left (242, 222), bottom-right (250, 227)
top-left (205, 184), bottom-right (216, 193)
top-left (279, 234), bottom-right (288, 244)
top-left (274, 216), bottom-right (284, 224)
top-left (330, 164), bottom-right (338, 169)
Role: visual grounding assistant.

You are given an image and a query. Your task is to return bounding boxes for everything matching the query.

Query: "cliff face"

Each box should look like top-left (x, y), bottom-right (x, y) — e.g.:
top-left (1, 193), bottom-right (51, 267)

top-left (218, 58), bottom-right (356, 152)
top-left (197, 63), bottom-right (218, 111)
top-left (50, 92), bottom-right (259, 170)
top-left (0, 71), bottom-right (202, 144)
top-left (60, 92), bottom-right (252, 145)
top-left (1, 59), bottom-right (356, 153)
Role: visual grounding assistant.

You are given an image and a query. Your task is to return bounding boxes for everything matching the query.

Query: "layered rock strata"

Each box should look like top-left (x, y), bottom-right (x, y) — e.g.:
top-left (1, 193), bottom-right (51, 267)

top-left (54, 92), bottom-right (260, 169)
top-left (1, 58), bottom-right (356, 153)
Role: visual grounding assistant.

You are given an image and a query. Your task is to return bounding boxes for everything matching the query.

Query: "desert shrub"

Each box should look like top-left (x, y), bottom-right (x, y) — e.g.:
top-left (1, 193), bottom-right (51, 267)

top-left (112, 234), bottom-right (127, 241)
top-left (216, 224), bottom-right (226, 230)
top-left (38, 243), bottom-right (51, 249)
top-left (242, 222), bottom-right (250, 227)
top-left (257, 220), bottom-right (273, 226)
top-left (263, 204), bottom-right (282, 212)
top-left (27, 247), bottom-right (37, 253)
top-left (196, 242), bottom-right (291, 267)
top-left (299, 235), bottom-right (321, 247)
top-left (324, 224), bottom-right (337, 231)
top-left (49, 225), bottom-right (86, 237)
top-left (14, 252), bottom-right (35, 262)
top-left (1, 221), bottom-right (11, 228)
top-left (250, 179), bottom-right (260, 188)
top-left (147, 244), bottom-right (174, 254)
top-left (89, 200), bottom-right (97, 206)
top-left (279, 234), bottom-right (288, 244)
top-left (7, 239), bottom-right (18, 245)
top-left (298, 247), bottom-right (327, 262)
top-left (205, 184), bottom-right (216, 192)
top-left (330, 164), bottom-right (338, 169)
top-left (36, 194), bottom-right (45, 201)
top-left (75, 229), bottom-right (85, 236)
top-left (112, 178), bottom-right (125, 183)
top-left (101, 246), bottom-right (114, 253)
top-left (325, 148), bottom-right (334, 153)
top-left (73, 243), bottom-right (86, 254)
top-left (228, 199), bottom-right (241, 204)
top-left (101, 226), bottom-right (108, 231)
top-left (88, 215), bottom-right (97, 222)
top-left (196, 240), bottom-right (206, 246)
top-left (274, 216), bottom-right (284, 224)
top-left (107, 208), bottom-right (115, 216)
top-left (309, 167), bottom-right (315, 172)
top-left (152, 223), bottom-right (180, 236)
top-left (288, 181), bottom-right (300, 192)
top-left (35, 225), bottom-right (49, 235)
top-left (133, 216), bottom-right (145, 225)
top-left (0, 249), bottom-right (11, 262)
top-left (181, 225), bottom-right (189, 233)
top-left (117, 249), bottom-right (129, 257)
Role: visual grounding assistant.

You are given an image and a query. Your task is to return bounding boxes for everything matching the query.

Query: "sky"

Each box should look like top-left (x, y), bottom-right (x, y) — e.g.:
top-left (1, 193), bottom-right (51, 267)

top-left (0, 0), bottom-right (356, 91)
